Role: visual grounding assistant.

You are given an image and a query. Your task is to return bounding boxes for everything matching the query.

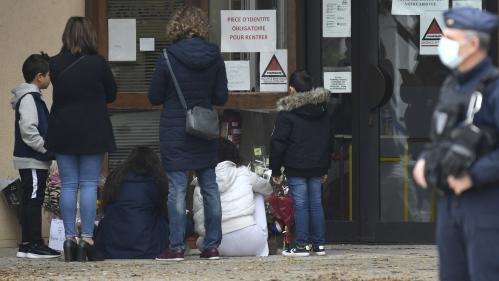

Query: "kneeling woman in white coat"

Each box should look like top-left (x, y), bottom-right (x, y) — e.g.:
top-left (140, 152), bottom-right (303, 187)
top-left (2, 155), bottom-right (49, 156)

top-left (193, 139), bottom-right (272, 257)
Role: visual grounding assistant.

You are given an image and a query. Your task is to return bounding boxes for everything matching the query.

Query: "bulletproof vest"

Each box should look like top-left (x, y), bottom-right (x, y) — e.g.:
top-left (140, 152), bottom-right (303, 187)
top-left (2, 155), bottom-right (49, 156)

top-left (424, 68), bottom-right (499, 191)
top-left (431, 69), bottom-right (499, 145)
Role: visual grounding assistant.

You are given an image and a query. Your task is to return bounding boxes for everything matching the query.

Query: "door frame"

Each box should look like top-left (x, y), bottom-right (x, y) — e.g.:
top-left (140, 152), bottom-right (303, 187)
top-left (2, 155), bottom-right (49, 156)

top-left (364, 0), bottom-right (499, 243)
top-left (302, 0), bottom-right (499, 243)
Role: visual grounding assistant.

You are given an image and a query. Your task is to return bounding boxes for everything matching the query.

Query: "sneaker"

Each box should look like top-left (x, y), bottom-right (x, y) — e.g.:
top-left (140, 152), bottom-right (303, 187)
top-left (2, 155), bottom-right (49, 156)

top-left (200, 248), bottom-right (220, 260)
top-left (155, 248), bottom-right (185, 261)
top-left (312, 245), bottom-right (326, 256)
top-left (282, 244), bottom-right (311, 257)
top-left (17, 244), bottom-right (31, 258)
top-left (26, 243), bottom-right (61, 259)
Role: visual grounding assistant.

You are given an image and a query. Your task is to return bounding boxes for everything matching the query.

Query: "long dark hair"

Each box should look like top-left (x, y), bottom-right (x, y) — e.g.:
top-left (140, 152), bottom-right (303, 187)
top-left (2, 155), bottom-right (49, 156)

top-left (218, 138), bottom-right (242, 166)
top-left (61, 17), bottom-right (98, 55)
top-left (102, 146), bottom-right (168, 213)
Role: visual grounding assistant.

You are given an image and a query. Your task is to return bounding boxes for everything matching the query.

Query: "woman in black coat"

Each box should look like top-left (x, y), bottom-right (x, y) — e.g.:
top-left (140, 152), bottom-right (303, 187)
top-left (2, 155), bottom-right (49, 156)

top-left (148, 6), bottom-right (228, 261)
top-left (95, 147), bottom-right (169, 259)
top-left (47, 17), bottom-right (117, 262)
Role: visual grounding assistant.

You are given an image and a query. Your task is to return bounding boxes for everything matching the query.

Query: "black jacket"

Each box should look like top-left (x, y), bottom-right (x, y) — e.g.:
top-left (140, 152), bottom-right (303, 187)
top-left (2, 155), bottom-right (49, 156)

top-left (270, 88), bottom-right (333, 177)
top-left (46, 52), bottom-right (117, 154)
top-left (148, 37), bottom-right (228, 171)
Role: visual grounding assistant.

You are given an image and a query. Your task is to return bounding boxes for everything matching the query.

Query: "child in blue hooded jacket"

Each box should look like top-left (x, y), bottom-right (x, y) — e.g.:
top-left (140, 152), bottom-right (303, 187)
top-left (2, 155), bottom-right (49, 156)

top-left (11, 53), bottom-right (59, 259)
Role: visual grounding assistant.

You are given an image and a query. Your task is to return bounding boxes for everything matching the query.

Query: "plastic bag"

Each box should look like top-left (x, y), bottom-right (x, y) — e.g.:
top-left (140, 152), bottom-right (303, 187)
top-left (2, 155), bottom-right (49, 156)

top-left (268, 186), bottom-right (294, 246)
top-left (1, 179), bottom-right (23, 223)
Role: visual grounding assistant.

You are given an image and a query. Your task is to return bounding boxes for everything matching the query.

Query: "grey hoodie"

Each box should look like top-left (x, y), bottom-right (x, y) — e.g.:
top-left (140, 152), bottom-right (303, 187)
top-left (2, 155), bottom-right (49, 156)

top-left (11, 83), bottom-right (51, 170)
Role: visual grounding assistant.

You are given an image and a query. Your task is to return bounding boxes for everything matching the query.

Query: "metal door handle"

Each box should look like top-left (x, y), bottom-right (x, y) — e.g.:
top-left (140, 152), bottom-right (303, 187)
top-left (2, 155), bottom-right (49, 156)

top-left (367, 64), bottom-right (390, 111)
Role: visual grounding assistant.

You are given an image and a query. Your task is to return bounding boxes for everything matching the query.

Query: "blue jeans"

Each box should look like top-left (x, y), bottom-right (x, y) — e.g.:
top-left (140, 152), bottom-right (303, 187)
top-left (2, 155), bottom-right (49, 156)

top-left (57, 154), bottom-right (103, 238)
top-left (287, 176), bottom-right (326, 246)
top-left (167, 168), bottom-right (222, 250)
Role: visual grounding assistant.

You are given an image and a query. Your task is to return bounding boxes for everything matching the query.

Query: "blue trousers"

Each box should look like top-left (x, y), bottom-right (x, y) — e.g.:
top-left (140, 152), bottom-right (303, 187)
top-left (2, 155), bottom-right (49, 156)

top-left (287, 176), bottom-right (326, 246)
top-left (167, 168), bottom-right (222, 250)
top-left (437, 188), bottom-right (499, 281)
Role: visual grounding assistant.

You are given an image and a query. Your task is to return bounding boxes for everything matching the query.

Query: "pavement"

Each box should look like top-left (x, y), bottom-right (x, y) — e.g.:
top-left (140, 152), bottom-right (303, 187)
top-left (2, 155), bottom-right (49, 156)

top-left (0, 245), bottom-right (437, 281)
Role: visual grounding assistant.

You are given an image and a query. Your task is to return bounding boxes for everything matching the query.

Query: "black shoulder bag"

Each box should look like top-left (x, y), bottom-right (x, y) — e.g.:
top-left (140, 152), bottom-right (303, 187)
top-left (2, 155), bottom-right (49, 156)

top-left (163, 49), bottom-right (220, 140)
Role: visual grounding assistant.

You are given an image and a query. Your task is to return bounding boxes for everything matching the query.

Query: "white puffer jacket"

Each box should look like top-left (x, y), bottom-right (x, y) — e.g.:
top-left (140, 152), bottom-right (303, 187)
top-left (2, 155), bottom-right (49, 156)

top-left (193, 161), bottom-right (272, 237)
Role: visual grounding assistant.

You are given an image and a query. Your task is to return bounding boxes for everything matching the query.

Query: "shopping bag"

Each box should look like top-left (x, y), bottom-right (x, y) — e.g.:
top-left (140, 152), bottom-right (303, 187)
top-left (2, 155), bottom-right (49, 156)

top-left (48, 218), bottom-right (65, 251)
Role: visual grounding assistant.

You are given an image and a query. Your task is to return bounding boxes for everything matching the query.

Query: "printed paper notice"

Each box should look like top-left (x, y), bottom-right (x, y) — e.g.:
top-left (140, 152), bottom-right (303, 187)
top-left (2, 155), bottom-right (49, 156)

top-left (324, 72), bottom-right (352, 93)
top-left (260, 49), bottom-right (288, 92)
top-left (139, 38), bottom-right (155, 51)
top-left (323, 0), bottom-right (351, 38)
top-left (392, 0), bottom-right (449, 15)
top-left (420, 12), bottom-right (445, 55)
top-left (225, 61), bottom-right (251, 91)
top-left (48, 218), bottom-right (65, 251)
top-left (221, 10), bottom-right (276, 53)
top-left (108, 19), bottom-right (136, 61)
top-left (453, 0), bottom-right (481, 9)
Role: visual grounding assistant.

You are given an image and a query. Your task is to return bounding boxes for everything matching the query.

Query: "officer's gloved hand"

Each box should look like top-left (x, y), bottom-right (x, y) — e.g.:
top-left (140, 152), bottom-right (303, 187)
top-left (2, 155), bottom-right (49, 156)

top-left (423, 142), bottom-right (451, 190)
top-left (441, 144), bottom-right (475, 177)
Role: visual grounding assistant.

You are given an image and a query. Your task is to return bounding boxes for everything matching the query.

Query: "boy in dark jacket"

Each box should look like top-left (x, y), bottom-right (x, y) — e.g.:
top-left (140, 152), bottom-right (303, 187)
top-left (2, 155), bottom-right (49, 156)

top-left (11, 53), bottom-right (59, 259)
top-left (270, 70), bottom-right (333, 257)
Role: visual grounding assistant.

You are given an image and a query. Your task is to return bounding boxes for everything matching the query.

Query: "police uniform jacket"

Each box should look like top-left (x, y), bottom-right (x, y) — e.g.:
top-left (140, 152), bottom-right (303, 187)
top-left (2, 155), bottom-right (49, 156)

top-left (440, 58), bottom-right (499, 188)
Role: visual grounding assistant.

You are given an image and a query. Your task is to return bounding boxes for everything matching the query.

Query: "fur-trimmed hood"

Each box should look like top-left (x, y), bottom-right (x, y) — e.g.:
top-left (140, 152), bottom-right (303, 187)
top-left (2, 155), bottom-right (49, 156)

top-left (276, 88), bottom-right (330, 119)
top-left (277, 88), bottom-right (330, 111)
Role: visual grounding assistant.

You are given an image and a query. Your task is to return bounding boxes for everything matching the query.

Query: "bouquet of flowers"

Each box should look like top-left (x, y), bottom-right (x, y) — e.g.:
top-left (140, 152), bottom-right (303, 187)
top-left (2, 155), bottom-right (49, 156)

top-left (43, 164), bottom-right (61, 218)
top-left (250, 146), bottom-right (295, 251)
top-left (267, 174), bottom-right (294, 250)
top-left (43, 163), bottom-right (107, 220)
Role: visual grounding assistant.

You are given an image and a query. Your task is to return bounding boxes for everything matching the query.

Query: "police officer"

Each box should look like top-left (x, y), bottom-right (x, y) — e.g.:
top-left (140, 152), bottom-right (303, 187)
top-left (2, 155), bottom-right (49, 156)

top-left (413, 7), bottom-right (499, 281)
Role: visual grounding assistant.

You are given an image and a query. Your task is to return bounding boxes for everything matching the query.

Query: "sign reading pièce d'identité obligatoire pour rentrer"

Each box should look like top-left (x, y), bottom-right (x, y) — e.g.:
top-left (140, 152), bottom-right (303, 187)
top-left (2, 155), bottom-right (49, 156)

top-left (221, 10), bottom-right (277, 53)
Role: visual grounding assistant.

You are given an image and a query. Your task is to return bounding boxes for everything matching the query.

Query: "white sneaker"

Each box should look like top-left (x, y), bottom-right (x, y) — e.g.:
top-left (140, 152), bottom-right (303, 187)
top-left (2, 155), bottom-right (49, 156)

top-left (16, 244), bottom-right (30, 258)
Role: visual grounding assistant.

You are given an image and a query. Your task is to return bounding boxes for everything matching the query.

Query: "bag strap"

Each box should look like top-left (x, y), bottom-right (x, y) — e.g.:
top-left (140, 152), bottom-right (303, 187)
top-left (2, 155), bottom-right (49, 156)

top-left (57, 55), bottom-right (86, 79)
top-left (163, 49), bottom-right (188, 112)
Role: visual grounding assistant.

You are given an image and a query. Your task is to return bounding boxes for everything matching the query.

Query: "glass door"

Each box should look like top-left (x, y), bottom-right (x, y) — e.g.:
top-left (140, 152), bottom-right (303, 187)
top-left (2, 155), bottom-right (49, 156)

top-left (377, 1), bottom-right (446, 225)
top-left (306, 0), bottom-right (358, 242)
top-left (372, 0), bottom-right (495, 242)
top-left (309, 0), bottom-right (497, 242)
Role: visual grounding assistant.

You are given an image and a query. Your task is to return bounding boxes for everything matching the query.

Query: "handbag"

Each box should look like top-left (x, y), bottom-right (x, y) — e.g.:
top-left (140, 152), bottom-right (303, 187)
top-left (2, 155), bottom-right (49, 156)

top-left (163, 49), bottom-right (220, 140)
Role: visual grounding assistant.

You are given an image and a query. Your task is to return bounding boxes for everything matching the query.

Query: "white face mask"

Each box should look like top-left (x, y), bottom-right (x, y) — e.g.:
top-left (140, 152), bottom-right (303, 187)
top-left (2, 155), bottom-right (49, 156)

top-left (438, 37), bottom-right (463, 69)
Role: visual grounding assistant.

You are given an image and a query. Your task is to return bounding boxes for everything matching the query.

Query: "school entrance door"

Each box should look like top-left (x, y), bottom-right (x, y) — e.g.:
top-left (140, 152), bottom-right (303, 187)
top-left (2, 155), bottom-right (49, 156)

top-left (305, 0), bottom-right (499, 243)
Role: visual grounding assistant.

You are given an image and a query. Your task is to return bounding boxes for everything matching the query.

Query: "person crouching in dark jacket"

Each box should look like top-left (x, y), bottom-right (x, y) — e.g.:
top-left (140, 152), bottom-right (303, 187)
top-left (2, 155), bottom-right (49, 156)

top-left (94, 147), bottom-right (169, 259)
top-left (270, 70), bottom-right (333, 257)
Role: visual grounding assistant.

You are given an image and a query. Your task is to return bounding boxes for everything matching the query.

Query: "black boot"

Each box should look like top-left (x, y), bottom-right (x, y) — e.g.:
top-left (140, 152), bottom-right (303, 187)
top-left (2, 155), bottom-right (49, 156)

top-left (63, 239), bottom-right (77, 262)
top-left (77, 239), bottom-right (104, 262)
